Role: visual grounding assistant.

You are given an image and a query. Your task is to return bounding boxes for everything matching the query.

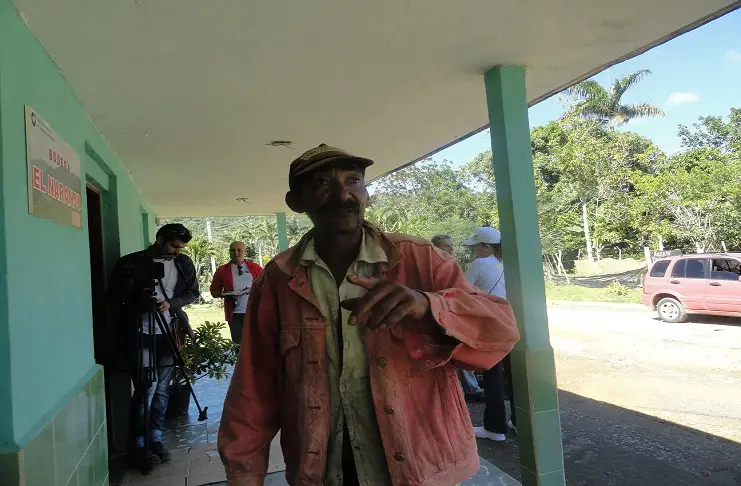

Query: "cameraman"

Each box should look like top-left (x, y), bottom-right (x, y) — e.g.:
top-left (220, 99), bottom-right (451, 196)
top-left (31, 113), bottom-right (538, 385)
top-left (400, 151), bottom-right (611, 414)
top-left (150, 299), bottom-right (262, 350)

top-left (108, 223), bottom-right (199, 474)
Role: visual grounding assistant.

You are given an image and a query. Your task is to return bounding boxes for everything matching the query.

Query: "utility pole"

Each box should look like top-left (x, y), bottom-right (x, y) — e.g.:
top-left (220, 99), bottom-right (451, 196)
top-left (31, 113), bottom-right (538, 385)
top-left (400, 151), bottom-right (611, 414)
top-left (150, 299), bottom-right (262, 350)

top-left (206, 219), bottom-right (216, 275)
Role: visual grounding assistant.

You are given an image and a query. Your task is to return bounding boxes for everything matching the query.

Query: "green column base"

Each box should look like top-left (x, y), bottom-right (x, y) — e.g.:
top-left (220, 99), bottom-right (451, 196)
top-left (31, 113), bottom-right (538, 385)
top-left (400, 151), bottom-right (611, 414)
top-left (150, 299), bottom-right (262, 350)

top-left (511, 347), bottom-right (564, 479)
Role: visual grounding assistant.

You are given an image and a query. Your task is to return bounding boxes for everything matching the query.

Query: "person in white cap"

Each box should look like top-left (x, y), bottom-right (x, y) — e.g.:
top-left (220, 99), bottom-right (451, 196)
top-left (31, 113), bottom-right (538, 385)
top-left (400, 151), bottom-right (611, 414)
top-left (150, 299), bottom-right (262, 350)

top-left (463, 227), bottom-right (516, 442)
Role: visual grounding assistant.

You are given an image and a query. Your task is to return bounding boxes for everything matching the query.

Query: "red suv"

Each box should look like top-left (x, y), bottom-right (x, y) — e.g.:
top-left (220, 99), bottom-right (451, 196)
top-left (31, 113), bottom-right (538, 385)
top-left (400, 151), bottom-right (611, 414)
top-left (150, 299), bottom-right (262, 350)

top-left (642, 253), bottom-right (741, 322)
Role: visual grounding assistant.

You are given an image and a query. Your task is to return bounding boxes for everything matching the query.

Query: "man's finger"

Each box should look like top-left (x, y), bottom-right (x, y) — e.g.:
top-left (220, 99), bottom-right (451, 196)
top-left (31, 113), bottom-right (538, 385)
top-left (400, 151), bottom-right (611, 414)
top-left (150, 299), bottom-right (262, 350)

top-left (346, 274), bottom-right (383, 290)
top-left (366, 291), bottom-right (407, 330)
top-left (340, 297), bottom-right (361, 312)
top-left (347, 283), bottom-right (395, 326)
top-left (382, 301), bottom-right (419, 329)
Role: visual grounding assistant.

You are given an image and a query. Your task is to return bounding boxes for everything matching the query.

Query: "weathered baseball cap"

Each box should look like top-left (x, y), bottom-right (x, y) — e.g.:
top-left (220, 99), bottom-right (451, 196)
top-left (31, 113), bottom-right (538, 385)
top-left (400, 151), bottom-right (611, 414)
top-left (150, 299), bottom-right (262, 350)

top-left (289, 144), bottom-right (374, 186)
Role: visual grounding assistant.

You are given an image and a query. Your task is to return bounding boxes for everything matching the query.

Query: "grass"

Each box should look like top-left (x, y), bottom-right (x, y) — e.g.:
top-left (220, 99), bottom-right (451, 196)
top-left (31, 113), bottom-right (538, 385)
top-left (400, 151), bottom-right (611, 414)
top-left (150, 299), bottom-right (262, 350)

top-left (184, 303), bottom-right (230, 339)
top-left (545, 283), bottom-right (642, 304)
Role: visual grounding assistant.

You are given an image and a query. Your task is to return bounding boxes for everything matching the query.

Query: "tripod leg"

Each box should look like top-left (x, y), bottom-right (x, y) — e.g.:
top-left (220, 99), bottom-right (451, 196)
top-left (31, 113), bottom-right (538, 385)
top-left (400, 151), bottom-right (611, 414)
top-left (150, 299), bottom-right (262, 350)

top-left (154, 312), bottom-right (208, 421)
top-left (129, 310), bottom-right (155, 475)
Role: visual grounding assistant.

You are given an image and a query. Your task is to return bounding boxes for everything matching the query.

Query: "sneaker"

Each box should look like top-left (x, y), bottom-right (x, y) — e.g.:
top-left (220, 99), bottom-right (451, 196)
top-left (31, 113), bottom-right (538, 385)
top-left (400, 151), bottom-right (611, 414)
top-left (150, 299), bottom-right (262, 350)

top-left (508, 420), bottom-right (518, 434)
top-left (473, 426), bottom-right (506, 442)
top-left (150, 441), bottom-right (172, 463)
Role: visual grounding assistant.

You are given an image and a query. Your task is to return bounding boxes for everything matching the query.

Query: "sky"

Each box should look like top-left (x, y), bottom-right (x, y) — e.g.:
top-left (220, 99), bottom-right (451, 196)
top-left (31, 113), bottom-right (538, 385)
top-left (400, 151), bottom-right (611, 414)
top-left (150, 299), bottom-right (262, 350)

top-left (435, 9), bottom-right (741, 167)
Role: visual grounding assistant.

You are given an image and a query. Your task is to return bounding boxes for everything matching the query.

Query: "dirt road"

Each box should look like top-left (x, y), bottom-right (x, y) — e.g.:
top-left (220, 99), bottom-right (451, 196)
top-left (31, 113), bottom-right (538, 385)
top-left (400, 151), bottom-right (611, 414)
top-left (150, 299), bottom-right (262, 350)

top-left (474, 304), bottom-right (741, 485)
top-left (551, 305), bottom-right (741, 443)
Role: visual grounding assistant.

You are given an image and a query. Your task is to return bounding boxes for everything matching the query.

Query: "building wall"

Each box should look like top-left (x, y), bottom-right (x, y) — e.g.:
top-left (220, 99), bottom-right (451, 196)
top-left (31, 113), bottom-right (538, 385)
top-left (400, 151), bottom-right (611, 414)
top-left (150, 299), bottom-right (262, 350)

top-left (0, 0), bottom-right (154, 484)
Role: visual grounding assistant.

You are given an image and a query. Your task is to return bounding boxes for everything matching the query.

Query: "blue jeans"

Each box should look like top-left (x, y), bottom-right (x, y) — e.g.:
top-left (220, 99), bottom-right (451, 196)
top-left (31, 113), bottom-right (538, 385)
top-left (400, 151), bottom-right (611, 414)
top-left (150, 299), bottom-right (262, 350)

top-left (457, 369), bottom-right (483, 394)
top-left (129, 334), bottom-right (175, 447)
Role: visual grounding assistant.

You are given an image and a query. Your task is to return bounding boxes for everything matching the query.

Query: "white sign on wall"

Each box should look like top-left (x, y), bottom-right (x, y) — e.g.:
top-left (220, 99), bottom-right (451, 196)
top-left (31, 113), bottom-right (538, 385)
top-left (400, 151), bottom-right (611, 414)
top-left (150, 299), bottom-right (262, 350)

top-left (24, 106), bottom-right (82, 229)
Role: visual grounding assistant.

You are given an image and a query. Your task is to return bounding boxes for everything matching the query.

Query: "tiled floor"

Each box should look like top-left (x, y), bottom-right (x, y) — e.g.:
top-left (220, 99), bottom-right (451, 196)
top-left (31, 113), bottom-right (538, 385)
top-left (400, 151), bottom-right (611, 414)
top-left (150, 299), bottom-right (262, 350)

top-left (110, 371), bottom-right (231, 485)
top-left (115, 368), bottom-right (519, 486)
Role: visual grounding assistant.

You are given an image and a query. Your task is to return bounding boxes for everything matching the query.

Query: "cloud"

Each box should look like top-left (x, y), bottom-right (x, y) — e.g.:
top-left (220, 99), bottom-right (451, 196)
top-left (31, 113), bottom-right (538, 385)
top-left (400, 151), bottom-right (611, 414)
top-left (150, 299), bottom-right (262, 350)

top-left (665, 92), bottom-right (701, 107)
top-left (725, 49), bottom-right (741, 63)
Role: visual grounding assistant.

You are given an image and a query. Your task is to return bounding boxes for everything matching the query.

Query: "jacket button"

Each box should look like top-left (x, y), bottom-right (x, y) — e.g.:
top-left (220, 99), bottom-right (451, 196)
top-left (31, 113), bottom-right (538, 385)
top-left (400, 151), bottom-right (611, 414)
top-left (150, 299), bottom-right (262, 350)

top-left (394, 453), bottom-right (405, 462)
top-left (376, 357), bottom-right (387, 367)
top-left (384, 407), bottom-right (394, 415)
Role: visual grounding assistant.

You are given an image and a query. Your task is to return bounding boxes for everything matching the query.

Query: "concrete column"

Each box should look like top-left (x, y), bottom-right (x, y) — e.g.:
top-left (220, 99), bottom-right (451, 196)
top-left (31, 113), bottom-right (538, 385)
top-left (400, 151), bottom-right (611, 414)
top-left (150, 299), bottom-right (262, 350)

top-left (484, 65), bottom-right (565, 486)
top-left (276, 212), bottom-right (289, 252)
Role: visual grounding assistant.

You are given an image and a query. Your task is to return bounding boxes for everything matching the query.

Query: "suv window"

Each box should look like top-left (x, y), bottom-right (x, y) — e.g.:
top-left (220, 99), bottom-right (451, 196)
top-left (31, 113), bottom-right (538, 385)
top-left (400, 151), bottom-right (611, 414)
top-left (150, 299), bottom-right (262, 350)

top-left (711, 258), bottom-right (741, 280)
top-left (671, 258), bottom-right (707, 279)
top-left (650, 260), bottom-right (671, 277)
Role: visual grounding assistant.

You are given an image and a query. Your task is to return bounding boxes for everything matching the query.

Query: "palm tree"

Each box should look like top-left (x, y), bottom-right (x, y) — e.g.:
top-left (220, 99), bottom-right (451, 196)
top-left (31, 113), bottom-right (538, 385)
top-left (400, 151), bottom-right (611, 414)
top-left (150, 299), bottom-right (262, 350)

top-left (564, 70), bottom-right (664, 128)
top-left (181, 236), bottom-right (218, 295)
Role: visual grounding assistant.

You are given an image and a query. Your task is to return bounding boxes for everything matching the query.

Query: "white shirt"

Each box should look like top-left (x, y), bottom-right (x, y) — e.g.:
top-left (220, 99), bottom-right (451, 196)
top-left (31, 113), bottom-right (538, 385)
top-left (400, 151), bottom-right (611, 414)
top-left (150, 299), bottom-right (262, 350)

top-left (230, 262), bottom-right (254, 314)
top-left (465, 255), bottom-right (506, 298)
top-left (141, 258), bottom-right (178, 334)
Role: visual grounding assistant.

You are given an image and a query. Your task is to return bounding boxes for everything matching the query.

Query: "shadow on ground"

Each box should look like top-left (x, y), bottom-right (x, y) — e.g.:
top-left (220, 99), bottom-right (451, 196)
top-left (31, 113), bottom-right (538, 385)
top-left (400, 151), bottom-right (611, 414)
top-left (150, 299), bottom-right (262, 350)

top-left (651, 314), bottom-right (741, 328)
top-left (471, 390), bottom-right (741, 485)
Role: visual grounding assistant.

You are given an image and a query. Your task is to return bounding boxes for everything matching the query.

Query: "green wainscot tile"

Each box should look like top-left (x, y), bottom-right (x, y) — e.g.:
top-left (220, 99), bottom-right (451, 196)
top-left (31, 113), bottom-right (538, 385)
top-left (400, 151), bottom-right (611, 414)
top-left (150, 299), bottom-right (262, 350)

top-left (78, 446), bottom-right (95, 486)
top-left (92, 427), bottom-right (109, 485)
top-left (23, 421), bottom-right (56, 486)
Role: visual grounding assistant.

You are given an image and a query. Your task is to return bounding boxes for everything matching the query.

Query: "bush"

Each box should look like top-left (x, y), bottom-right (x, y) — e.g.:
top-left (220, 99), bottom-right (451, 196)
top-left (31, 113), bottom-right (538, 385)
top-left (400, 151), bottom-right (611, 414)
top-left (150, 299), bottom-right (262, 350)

top-left (607, 281), bottom-right (630, 296)
top-left (175, 321), bottom-right (239, 385)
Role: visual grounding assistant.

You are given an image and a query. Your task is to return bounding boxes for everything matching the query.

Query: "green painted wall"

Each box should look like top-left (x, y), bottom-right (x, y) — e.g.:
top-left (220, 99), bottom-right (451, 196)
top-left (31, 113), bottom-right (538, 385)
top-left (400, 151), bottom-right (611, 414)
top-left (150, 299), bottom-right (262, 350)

top-left (0, 0), bottom-right (153, 451)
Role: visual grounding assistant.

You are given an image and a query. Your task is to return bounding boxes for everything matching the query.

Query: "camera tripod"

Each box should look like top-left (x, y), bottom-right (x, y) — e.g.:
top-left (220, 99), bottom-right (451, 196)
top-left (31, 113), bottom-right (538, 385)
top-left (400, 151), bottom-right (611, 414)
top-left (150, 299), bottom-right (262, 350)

top-left (134, 284), bottom-right (207, 469)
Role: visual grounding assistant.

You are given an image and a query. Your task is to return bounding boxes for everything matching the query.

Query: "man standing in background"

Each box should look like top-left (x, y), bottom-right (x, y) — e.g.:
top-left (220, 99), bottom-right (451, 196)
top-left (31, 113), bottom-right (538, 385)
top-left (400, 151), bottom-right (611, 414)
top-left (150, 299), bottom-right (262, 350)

top-left (210, 241), bottom-right (263, 344)
top-left (430, 234), bottom-right (455, 256)
top-left (109, 223), bottom-right (200, 474)
top-left (431, 233), bottom-right (485, 401)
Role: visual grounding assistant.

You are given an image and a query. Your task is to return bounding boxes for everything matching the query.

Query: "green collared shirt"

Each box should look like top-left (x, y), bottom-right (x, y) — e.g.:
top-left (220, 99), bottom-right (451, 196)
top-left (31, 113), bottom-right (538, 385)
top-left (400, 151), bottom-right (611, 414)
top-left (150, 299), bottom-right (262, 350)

top-left (300, 230), bottom-right (392, 486)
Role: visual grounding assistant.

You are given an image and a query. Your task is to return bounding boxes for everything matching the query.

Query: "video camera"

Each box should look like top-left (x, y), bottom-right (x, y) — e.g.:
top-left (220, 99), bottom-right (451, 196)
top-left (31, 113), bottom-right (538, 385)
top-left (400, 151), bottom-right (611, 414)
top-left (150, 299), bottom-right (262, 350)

top-left (120, 253), bottom-right (166, 298)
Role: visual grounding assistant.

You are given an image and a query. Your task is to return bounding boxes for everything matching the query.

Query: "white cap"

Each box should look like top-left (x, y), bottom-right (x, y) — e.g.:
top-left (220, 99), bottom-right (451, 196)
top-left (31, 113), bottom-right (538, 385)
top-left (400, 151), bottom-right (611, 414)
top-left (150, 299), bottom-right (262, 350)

top-left (463, 227), bottom-right (501, 246)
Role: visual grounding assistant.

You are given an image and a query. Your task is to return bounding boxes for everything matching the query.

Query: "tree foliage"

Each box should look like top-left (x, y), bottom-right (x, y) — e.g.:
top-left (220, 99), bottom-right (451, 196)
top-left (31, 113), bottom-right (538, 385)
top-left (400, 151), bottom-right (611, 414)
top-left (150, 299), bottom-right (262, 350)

top-left (564, 70), bottom-right (664, 127)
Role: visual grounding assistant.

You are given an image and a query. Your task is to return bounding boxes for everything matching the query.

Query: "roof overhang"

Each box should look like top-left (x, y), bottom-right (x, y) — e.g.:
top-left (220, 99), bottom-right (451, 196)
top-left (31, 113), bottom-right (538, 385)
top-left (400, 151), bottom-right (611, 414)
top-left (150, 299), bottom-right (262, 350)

top-left (12, 0), bottom-right (741, 216)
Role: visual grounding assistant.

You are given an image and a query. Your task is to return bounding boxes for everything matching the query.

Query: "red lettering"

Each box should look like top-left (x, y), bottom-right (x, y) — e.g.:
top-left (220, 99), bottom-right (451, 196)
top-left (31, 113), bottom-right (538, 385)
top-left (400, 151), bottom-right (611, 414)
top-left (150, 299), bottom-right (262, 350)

top-left (32, 166), bottom-right (44, 191)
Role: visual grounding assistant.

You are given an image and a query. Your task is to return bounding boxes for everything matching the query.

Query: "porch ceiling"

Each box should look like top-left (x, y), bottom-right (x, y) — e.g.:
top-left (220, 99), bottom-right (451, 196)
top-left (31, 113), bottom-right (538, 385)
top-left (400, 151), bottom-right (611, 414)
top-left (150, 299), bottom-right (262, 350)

top-left (11, 0), bottom-right (740, 217)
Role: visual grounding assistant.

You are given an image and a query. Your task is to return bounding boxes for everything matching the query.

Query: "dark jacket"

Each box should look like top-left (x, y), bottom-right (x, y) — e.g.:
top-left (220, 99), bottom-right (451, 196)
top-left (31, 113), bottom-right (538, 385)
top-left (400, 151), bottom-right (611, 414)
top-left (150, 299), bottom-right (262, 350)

top-left (108, 247), bottom-right (200, 351)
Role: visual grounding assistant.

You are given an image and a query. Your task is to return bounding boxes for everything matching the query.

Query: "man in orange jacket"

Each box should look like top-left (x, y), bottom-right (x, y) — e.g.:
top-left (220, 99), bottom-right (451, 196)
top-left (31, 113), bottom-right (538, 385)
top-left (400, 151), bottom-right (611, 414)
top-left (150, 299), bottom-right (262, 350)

top-left (218, 144), bottom-right (519, 486)
top-left (210, 241), bottom-right (263, 344)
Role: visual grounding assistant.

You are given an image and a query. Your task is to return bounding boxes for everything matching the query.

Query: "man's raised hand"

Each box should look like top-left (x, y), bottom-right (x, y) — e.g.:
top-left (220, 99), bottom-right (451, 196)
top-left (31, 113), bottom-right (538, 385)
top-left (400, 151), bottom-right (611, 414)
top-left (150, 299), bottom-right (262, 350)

top-left (340, 275), bottom-right (430, 330)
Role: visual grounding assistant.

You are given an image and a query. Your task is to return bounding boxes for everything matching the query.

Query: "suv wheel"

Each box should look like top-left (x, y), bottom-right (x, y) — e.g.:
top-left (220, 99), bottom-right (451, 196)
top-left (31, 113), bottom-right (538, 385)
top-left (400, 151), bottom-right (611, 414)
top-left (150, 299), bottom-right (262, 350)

top-left (657, 297), bottom-right (688, 323)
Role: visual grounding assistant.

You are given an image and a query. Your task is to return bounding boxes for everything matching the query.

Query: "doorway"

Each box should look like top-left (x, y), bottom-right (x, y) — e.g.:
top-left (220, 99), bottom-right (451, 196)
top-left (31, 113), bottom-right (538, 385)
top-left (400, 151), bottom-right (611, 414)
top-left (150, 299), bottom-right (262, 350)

top-left (86, 184), bottom-right (107, 364)
top-left (87, 184), bottom-right (122, 463)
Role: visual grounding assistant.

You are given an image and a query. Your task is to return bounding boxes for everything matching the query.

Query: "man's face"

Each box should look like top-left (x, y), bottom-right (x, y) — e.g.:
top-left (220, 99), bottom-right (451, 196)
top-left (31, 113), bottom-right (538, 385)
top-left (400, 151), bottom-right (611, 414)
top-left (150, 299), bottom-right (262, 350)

top-left (157, 238), bottom-right (187, 260)
top-left (229, 242), bottom-right (246, 263)
top-left (290, 162), bottom-right (368, 235)
top-left (435, 238), bottom-right (455, 256)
